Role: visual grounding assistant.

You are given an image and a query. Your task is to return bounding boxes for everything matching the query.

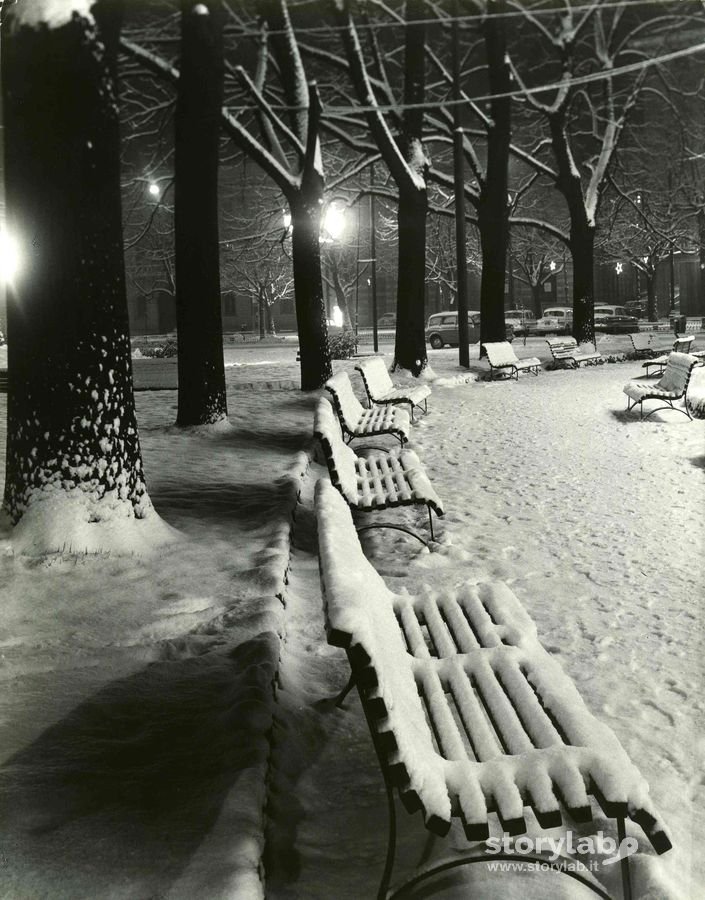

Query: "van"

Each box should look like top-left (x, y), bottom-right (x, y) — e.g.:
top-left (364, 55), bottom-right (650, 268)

top-left (425, 310), bottom-right (513, 348)
top-left (536, 307), bottom-right (573, 335)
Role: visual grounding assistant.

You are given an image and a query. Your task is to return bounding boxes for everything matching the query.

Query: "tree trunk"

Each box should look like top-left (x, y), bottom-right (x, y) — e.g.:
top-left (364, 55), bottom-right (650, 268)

top-left (331, 273), bottom-right (354, 332)
top-left (174, 0), bottom-right (227, 426)
top-left (258, 289), bottom-right (266, 339)
top-left (645, 274), bottom-right (657, 321)
top-left (394, 187), bottom-right (428, 375)
top-left (478, 0), bottom-right (512, 346)
top-left (569, 221), bottom-right (596, 343)
top-left (267, 305), bottom-right (277, 336)
top-left (699, 209), bottom-right (705, 315)
top-left (531, 283), bottom-right (544, 317)
top-left (290, 191), bottom-right (331, 390)
top-left (1, 6), bottom-right (158, 548)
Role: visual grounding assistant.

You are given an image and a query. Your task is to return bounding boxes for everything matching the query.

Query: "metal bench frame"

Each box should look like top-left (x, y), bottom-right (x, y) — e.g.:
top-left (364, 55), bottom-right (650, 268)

top-left (624, 352), bottom-right (699, 420)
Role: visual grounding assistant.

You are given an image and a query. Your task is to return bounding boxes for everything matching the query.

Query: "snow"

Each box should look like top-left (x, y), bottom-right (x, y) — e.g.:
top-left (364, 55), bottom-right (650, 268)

top-left (7, 0), bottom-right (94, 31)
top-left (0, 343), bottom-right (703, 898)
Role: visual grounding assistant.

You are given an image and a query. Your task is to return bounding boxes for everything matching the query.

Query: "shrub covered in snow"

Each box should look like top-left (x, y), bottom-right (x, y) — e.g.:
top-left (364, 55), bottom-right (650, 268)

top-left (139, 340), bottom-right (178, 358)
top-left (328, 330), bottom-right (358, 359)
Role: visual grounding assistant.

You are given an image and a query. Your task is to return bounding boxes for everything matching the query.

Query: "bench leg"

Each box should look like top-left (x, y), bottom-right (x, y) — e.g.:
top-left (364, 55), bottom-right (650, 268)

top-left (357, 522), bottom-right (428, 547)
top-left (617, 817), bottom-right (633, 900)
top-left (334, 673), bottom-right (356, 708)
top-left (377, 773), bottom-right (398, 900)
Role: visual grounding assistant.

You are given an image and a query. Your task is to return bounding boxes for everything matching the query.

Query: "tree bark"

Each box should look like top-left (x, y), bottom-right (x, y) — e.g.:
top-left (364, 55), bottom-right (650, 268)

top-left (394, 187), bottom-right (429, 374)
top-left (392, 0), bottom-right (428, 375)
top-left (478, 0), bottom-right (511, 346)
top-left (645, 274), bottom-right (657, 321)
top-left (698, 208), bottom-right (705, 315)
top-left (1, 6), bottom-right (152, 541)
top-left (174, 0), bottom-right (228, 426)
top-left (290, 189), bottom-right (331, 390)
top-left (569, 220), bottom-right (596, 343)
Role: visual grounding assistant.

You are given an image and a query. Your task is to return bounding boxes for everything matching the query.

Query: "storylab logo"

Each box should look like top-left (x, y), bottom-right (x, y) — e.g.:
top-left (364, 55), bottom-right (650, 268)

top-left (485, 830), bottom-right (639, 873)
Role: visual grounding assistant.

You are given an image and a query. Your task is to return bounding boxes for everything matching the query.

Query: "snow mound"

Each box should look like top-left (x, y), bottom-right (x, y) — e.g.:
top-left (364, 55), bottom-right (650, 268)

top-left (9, 489), bottom-right (180, 556)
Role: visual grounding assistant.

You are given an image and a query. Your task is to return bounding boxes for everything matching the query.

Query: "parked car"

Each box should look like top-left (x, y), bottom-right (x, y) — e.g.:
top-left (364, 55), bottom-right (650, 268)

top-left (425, 310), bottom-right (513, 349)
top-left (377, 313), bottom-right (397, 328)
top-left (536, 307), bottom-right (574, 335)
top-left (593, 305), bottom-right (639, 334)
top-left (623, 299), bottom-right (646, 319)
top-left (505, 309), bottom-right (537, 336)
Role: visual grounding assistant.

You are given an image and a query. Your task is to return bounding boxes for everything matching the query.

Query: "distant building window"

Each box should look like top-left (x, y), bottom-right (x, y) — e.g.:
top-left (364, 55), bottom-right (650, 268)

top-left (223, 295), bottom-right (237, 315)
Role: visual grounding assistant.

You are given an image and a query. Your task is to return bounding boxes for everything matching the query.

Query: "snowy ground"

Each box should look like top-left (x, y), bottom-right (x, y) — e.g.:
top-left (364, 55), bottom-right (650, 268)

top-left (0, 340), bottom-right (703, 899)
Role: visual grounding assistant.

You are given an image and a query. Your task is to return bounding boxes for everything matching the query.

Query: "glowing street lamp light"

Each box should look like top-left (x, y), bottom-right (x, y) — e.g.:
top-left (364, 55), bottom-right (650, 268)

top-left (148, 182), bottom-right (160, 198)
top-left (615, 262), bottom-right (623, 274)
top-left (0, 228), bottom-right (21, 283)
top-left (322, 202), bottom-right (346, 242)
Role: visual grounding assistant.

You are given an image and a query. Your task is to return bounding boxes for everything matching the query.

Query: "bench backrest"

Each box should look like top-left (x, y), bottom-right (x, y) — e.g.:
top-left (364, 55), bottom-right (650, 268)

top-left (356, 357), bottom-right (393, 398)
top-left (313, 398), bottom-right (359, 503)
top-left (546, 337), bottom-right (578, 355)
top-left (315, 479), bottom-right (449, 819)
top-left (673, 335), bottom-right (695, 353)
top-left (657, 352), bottom-right (699, 393)
top-left (483, 341), bottom-right (519, 366)
top-left (324, 372), bottom-right (364, 433)
top-left (629, 332), bottom-right (652, 351)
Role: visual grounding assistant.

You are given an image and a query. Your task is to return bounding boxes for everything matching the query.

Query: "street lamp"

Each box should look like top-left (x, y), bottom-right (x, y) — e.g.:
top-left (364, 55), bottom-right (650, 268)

top-left (322, 202), bottom-right (346, 242)
top-left (148, 182), bottom-right (160, 198)
top-left (0, 228), bottom-right (20, 283)
top-left (615, 262), bottom-right (623, 274)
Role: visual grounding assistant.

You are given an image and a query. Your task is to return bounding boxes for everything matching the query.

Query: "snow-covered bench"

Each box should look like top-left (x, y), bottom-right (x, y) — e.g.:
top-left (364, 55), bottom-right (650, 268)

top-left (628, 332), bottom-right (674, 359)
top-left (546, 337), bottom-right (601, 368)
top-left (315, 479), bottom-right (672, 900)
top-left (324, 372), bottom-right (410, 447)
top-left (484, 341), bottom-right (541, 380)
top-left (314, 397), bottom-right (443, 542)
top-left (624, 351), bottom-right (699, 420)
top-left (641, 335), bottom-right (695, 376)
top-left (354, 357), bottom-right (430, 422)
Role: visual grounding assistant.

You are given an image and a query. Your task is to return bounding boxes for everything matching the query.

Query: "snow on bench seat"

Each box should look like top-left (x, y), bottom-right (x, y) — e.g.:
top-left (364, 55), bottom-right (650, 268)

top-left (324, 372), bottom-right (410, 446)
top-left (355, 357), bottom-right (430, 420)
top-left (546, 337), bottom-right (601, 368)
top-left (484, 341), bottom-right (541, 381)
top-left (315, 479), bottom-right (672, 855)
top-left (314, 398), bottom-right (443, 529)
top-left (624, 351), bottom-right (699, 420)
